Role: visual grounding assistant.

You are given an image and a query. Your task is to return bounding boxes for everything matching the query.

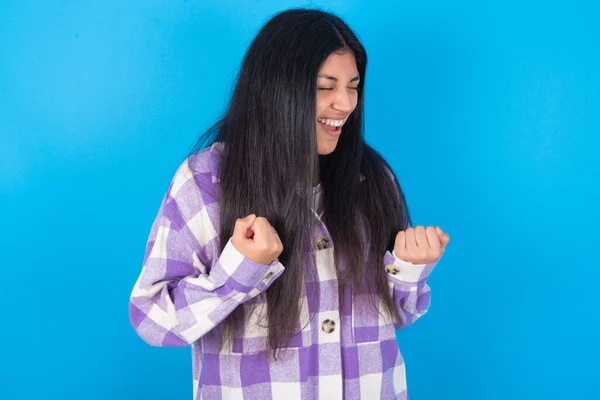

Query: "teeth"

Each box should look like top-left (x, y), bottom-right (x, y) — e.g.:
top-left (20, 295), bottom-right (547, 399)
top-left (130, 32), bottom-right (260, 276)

top-left (317, 118), bottom-right (344, 127)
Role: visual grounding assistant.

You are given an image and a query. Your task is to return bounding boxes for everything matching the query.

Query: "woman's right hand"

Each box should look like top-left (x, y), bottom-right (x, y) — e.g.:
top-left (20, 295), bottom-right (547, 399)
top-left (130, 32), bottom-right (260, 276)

top-left (231, 214), bottom-right (284, 265)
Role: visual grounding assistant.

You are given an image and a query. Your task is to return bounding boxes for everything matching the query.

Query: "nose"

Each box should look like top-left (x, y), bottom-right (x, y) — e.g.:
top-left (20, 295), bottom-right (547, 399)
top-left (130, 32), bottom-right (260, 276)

top-left (332, 89), bottom-right (354, 113)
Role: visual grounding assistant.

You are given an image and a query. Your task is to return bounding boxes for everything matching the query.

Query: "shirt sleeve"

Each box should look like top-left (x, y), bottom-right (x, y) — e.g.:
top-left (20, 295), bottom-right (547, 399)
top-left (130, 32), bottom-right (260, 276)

top-left (382, 250), bottom-right (441, 329)
top-left (128, 157), bottom-right (285, 347)
top-left (378, 164), bottom-right (441, 329)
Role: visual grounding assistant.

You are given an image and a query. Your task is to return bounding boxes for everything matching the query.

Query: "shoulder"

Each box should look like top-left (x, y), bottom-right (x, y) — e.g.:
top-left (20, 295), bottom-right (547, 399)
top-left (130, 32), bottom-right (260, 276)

top-left (171, 142), bottom-right (224, 195)
top-left (361, 144), bottom-right (398, 184)
top-left (187, 142), bottom-right (225, 178)
top-left (161, 142), bottom-right (225, 229)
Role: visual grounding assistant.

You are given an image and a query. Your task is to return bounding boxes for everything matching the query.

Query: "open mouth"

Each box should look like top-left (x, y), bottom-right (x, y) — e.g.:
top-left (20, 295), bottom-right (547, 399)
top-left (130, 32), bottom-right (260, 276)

top-left (317, 118), bottom-right (344, 135)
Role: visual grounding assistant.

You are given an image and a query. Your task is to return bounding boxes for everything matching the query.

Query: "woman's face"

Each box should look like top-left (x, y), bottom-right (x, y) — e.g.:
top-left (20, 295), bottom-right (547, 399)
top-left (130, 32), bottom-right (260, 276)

top-left (315, 50), bottom-right (360, 155)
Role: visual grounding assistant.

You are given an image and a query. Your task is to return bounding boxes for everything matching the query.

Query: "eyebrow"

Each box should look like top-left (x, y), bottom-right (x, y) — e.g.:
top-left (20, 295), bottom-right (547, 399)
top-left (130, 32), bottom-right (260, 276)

top-left (318, 74), bottom-right (361, 83)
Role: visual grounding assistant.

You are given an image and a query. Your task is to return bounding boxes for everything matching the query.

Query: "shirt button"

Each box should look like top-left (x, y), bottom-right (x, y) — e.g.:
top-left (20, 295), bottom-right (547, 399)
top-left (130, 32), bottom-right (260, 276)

top-left (315, 236), bottom-right (329, 250)
top-left (321, 319), bottom-right (336, 333)
top-left (385, 264), bottom-right (400, 275)
top-left (263, 271), bottom-right (274, 281)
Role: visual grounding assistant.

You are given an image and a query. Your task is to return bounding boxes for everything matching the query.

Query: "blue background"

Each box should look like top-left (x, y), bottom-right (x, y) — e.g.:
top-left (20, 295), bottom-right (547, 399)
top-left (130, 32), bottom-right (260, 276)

top-left (1, 1), bottom-right (599, 399)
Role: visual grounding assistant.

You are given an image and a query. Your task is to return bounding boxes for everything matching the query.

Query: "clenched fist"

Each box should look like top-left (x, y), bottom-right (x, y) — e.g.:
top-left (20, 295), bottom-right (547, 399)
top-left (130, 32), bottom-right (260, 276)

top-left (231, 214), bottom-right (284, 265)
top-left (394, 226), bottom-right (450, 264)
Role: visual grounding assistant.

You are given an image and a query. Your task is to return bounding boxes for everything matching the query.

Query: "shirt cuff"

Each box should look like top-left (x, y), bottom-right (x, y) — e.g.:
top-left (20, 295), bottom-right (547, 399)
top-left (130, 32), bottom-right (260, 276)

top-left (210, 238), bottom-right (285, 293)
top-left (383, 250), bottom-right (439, 284)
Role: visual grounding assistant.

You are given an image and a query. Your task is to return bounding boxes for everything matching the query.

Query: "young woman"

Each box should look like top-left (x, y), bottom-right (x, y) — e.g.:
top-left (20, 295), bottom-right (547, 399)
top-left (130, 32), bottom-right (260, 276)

top-left (129, 8), bottom-right (449, 400)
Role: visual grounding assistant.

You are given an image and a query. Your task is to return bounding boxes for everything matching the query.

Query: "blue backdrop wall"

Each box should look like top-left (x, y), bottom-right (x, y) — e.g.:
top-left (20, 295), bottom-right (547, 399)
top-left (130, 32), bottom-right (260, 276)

top-left (1, 1), bottom-right (598, 399)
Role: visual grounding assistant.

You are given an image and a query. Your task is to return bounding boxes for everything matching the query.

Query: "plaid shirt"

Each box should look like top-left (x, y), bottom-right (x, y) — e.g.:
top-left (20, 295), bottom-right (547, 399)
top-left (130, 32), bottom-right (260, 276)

top-left (129, 142), bottom-right (440, 399)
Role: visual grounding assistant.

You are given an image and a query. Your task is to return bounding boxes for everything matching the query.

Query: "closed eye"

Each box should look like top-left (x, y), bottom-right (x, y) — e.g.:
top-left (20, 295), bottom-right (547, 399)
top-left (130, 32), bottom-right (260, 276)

top-left (318, 87), bottom-right (359, 91)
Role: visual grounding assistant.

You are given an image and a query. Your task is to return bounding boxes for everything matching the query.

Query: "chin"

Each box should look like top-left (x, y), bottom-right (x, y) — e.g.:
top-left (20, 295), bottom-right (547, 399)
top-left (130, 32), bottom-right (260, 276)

top-left (317, 143), bottom-right (338, 155)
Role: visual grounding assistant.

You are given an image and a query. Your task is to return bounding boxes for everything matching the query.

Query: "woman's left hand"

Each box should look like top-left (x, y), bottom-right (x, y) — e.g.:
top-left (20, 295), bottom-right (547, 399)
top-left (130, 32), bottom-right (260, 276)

top-left (394, 226), bottom-right (450, 264)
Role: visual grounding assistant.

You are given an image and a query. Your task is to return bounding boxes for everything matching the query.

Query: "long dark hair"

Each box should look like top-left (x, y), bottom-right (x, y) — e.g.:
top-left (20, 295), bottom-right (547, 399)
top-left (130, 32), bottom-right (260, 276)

top-left (190, 8), bottom-right (411, 355)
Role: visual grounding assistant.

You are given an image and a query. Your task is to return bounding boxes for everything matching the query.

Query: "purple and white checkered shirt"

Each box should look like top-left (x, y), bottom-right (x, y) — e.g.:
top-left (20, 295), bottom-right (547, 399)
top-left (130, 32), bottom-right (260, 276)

top-left (129, 142), bottom-right (440, 399)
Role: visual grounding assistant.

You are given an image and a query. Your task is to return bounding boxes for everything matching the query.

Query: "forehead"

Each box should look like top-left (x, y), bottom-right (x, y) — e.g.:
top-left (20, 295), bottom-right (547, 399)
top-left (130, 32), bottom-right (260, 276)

top-left (318, 51), bottom-right (359, 77)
